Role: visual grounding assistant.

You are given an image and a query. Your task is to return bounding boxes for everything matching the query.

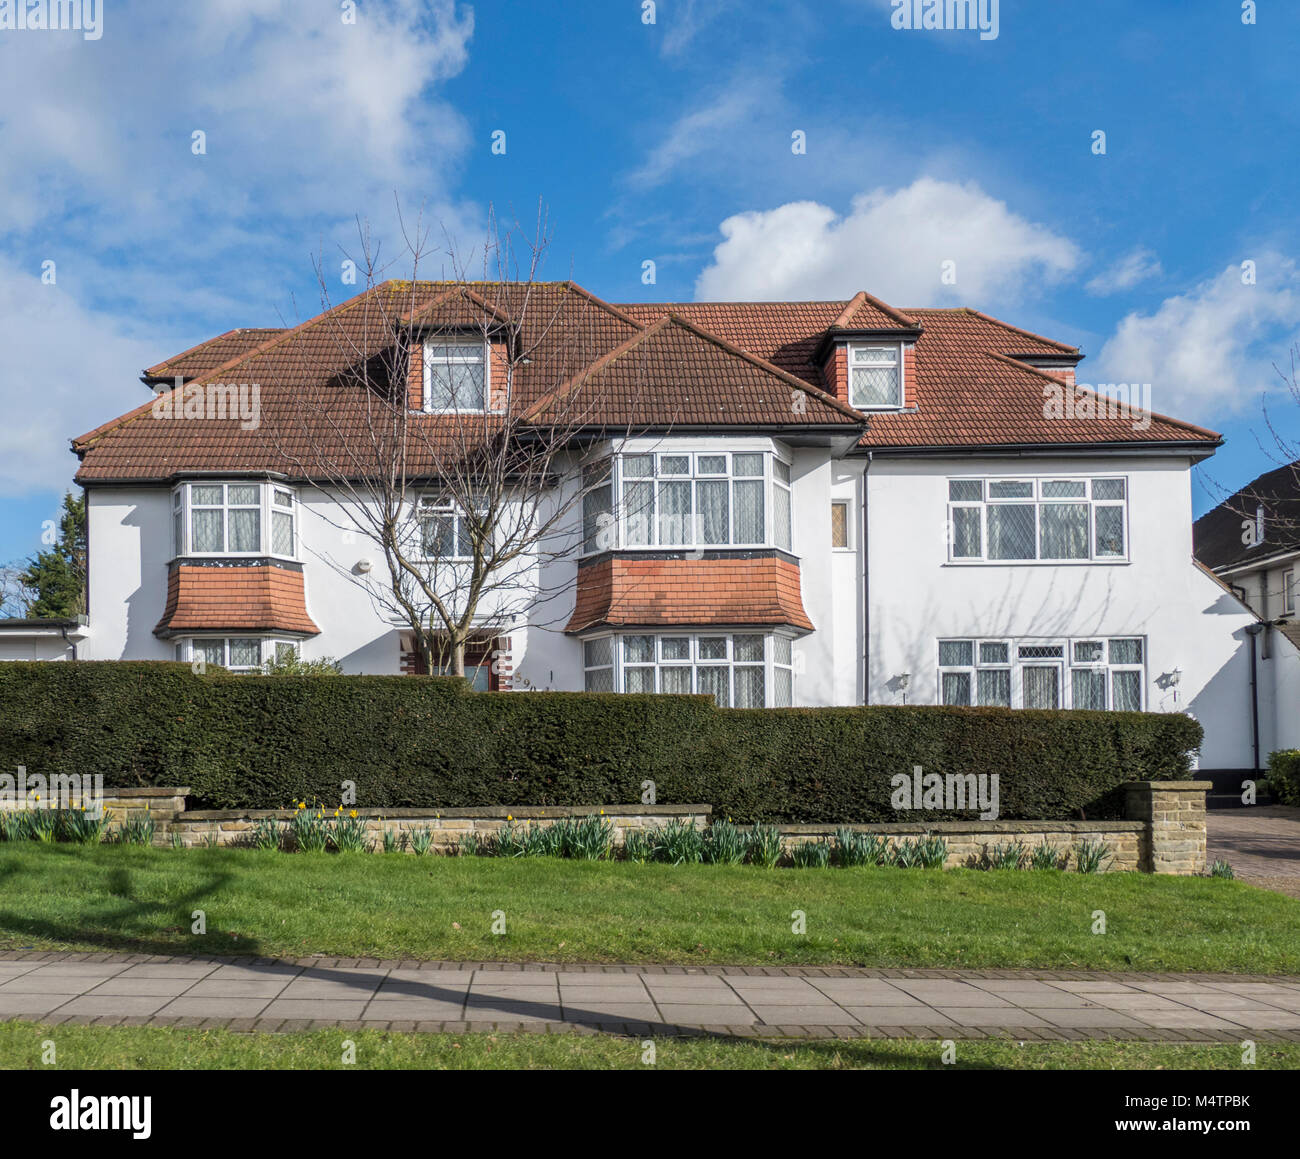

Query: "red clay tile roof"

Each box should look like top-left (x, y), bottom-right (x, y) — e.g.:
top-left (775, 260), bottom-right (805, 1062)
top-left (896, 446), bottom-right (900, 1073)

top-left (619, 300), bottom-right (1216, 450)
top-left (75, 282), bottom-right (1218, 483)
top-left (155, 563), bottom-right (320, 637)
top-left (566, 554), bottom-right (813, 633)
top-left (75, 282), bottom-right (645, 482)
top-left (830, 291), bottom-right (919, 331)
top-left (146, 329), bottom-right (285, 381)
top-left (523, 314), bottom-right (863, 428)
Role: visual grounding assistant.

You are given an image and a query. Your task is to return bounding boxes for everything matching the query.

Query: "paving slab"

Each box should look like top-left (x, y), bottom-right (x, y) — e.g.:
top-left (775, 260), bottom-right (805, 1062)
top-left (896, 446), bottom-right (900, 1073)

top-left (1, 950), bottom-right (1299, 1042)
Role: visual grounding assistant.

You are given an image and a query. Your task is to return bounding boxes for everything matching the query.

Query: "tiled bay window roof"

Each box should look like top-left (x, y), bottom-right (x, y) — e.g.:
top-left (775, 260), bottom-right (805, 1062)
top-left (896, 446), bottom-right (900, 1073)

top-left (567, 554), bottom-right (814, 634)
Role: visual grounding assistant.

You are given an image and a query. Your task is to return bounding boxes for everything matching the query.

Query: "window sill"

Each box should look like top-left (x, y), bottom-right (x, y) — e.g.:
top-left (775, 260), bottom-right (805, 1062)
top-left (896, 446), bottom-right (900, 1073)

top-left (943, 559), bottom-right (1131, 568)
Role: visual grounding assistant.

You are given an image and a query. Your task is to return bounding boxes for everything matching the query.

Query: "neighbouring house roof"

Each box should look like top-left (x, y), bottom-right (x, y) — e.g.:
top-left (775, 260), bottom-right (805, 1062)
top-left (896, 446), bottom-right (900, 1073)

top-left (74, 280), bottom-right (1220, 484)
top-left (566, 554), bottom-right (814, 634)
top-left (155, 564), bottom-right (320, 637)
top-left (1193, 460), bottom-right (1300, 573)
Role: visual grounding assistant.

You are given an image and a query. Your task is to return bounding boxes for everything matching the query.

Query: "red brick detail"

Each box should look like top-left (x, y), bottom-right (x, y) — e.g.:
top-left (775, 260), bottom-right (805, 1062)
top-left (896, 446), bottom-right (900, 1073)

top-left (566, 556), bottom-right (813, 633)
top-left (399, 634), bottom-right (511, 689)
top-left (155, 564), bottom-right (320, 636)
top-left (407, 340), bottom-right (423, 411)
top-left (823, 344), bottom-right (848, 404)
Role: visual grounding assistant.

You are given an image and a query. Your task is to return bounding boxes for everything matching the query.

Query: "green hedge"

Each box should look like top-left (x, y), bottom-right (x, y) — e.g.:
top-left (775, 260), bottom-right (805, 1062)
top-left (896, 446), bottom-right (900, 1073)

top-left (0, 662), bottom-right (1202, 822)
top-left (1267, 750), bottom-right (1300, 806)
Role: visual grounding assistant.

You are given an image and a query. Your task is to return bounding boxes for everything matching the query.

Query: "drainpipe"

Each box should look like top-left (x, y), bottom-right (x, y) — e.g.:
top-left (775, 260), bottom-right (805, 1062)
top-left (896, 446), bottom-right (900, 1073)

top-left (862, 453), bottom-right (871, 705)
top-left (1244, 622), bottom-right (1263, 774)
top-left (60, 624), bottom-right (78, 661)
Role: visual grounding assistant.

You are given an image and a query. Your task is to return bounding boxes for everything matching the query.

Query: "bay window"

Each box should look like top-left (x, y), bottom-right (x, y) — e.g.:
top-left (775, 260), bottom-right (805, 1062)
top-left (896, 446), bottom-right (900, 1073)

top-left (582, 632), bottom-right (796, 707)
top-left (585, 449), bottom-right (792, 553)
top-left (948, 477), bottom-right (1128, 562)
top-left (174, 637), bottom-right (298, 674)
top-left (938, 637), bottom-right (1145, 710)
top-left (172, 482), bottom-right (298, 560)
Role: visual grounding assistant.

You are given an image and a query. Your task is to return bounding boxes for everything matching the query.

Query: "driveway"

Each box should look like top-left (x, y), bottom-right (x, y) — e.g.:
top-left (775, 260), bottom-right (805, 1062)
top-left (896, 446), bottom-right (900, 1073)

top-left (1207, 805), bottom-right (1300, 898)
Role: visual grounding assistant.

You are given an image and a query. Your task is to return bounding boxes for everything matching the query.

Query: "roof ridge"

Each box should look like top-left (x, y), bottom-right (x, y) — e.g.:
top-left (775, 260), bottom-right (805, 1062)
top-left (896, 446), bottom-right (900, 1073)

top-left (831, 289), bottom-right (919, 330)
top-left (73, 284), bottom-right (387, 451)
top-left (662, 313), bottom-right (865, 422)
top-left (960, 308), bottom-right (1080, 354)
top-left (518, 316), bottom-right (672, 423)
top-left (984, 352), bottom-right (1221, 441)
top-left (558, 280), bottom-right (651, 332)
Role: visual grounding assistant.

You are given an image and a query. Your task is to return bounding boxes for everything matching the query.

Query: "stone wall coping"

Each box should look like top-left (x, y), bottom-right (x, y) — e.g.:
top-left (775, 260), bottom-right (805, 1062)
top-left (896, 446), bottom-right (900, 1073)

top-left (1123, 781), bottom-right (1213, 791)
top-left (752, 821), bottom-right (1145, 835)
top-left (177, 803), bottom-right (713, 822)
top-left (103, 787), bottom-right (192, 798)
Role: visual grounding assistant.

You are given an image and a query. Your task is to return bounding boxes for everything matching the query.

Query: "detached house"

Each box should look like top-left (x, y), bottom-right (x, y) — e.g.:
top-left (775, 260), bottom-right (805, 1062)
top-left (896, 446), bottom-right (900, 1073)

top-left (63, 279), bottom-right (1265, 769)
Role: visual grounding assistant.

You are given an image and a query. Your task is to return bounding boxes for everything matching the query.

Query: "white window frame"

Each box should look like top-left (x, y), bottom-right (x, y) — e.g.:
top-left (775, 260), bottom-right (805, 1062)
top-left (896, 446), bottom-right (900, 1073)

top-left (847, 343), bottom-right (904, 410)
top-left (946, 476), bottom-right (1129, 564)
top-left (594, 449), bottom-right (793, 555)
top-left (171, 482), bottom-right (298, 562)
top-left (831, 499), bottom-right (852, 550)
top-left (415, 496), bottom-right (479, 562)
top-left (581, 631), bottom-right (796, 707)
top-left (423, 338), bottom-right (489, 413)
top-left (174, 636), bottom-right (297, 674)
top-left (937, 637), bottom-right (1145, 711)
top-left (1284, 568), bottom-right (1295, 615)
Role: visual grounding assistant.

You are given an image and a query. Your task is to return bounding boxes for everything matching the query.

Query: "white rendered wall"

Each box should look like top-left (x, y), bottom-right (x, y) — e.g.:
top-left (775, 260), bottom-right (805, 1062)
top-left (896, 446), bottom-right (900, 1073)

top-left (863, 453), bottom-right (1259, 767)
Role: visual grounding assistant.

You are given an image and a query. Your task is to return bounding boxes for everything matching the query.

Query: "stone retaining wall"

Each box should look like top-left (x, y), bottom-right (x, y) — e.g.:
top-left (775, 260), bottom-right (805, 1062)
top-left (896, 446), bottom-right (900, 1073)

top-left (168, 802), bottom-right (709, 851)
top-left (766, 820), bottom-right (1146, 871)
top-left (82, 780), bottom-right (1209, 873)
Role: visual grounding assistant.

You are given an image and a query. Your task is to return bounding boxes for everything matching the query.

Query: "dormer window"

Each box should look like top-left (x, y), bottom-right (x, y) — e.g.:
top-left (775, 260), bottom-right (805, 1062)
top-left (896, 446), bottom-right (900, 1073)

top-left (849, 343), bottom-right (902, 409)
top-left (424, 339), bottom-right (487, 412)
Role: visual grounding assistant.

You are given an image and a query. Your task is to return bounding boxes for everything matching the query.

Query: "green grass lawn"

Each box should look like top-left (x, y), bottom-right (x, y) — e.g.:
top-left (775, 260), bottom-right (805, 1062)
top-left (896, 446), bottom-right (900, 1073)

top-left (2, 1021), bottom-right (1295, 1070)
top-left (1, 844), bottom-right (1297, 972)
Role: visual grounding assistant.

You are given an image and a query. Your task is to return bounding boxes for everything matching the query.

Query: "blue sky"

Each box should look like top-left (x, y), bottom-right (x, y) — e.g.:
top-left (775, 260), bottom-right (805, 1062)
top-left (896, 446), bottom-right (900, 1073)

top-left (1, 0), bottom-right (1297, 564)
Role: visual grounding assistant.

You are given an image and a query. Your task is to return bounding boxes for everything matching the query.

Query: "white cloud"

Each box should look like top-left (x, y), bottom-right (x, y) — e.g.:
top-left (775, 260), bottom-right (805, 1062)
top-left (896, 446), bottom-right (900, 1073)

top-left (0, 260), bottom-right (181, 495)
top-left (1086, 247), bottom-right (1163, 295)
top-left (0, 0), bottom-right (476, 249)
top-left (694, 178), bottom-right (1080, 305)
top-left (1091, 257), bottom-right (1300, 420)
top-left (627, 75), bottom-right (768, 189)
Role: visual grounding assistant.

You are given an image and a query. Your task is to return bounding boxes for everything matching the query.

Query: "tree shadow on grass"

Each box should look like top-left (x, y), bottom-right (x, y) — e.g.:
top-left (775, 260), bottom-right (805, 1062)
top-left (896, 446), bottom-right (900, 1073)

top-left (0, 845), bottom-right (261, 958)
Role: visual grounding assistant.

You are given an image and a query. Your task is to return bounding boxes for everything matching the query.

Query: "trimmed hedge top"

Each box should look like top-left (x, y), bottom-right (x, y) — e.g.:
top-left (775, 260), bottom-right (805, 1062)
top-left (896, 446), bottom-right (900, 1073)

top-left (0, 662), bottom-right (1201, 822)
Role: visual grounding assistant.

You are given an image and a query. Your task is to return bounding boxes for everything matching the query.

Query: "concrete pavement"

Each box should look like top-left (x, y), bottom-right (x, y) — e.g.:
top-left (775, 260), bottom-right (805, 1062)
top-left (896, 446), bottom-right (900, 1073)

top-left (3, 951), bottom-right (1300, 1041)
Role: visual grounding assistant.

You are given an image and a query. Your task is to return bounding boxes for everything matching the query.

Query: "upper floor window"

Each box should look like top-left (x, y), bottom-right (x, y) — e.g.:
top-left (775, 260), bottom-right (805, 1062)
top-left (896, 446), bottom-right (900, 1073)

top-left (1284, 568), bottom-right (1295, 616)
top-left (947, 477), bottom-right (1127, 563)
top-left (849, 343), bottom-right (902, 409)
top-left (583, 450), bottom-right (792, 554)
top-left (424, 339), bottom-right (487, 412)
top-left (417, 496), bottom-right (474, 561)
top-left (172, 482), bottom-right (297, 559)
top-left (831, 500), bottom-right (850, 549)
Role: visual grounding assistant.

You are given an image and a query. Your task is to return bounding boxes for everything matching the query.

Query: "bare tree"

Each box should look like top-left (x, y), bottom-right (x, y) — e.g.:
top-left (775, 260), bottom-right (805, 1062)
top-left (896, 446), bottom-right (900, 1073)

top-left (0, 564), bottom-right (34, 619)
top-left (1200, 343), bottom-right (1300, 547)
top-left (257, 208), bottom-right (654, 678)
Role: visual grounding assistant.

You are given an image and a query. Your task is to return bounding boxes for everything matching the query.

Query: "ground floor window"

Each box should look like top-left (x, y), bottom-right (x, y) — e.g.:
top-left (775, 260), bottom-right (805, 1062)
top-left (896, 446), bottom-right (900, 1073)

top-left (582, 632), bottom-right (795, 707)
top-left (937, 637), bottom-right (1145, 711)
top-left (174, 637), bottom-right (297, 673)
